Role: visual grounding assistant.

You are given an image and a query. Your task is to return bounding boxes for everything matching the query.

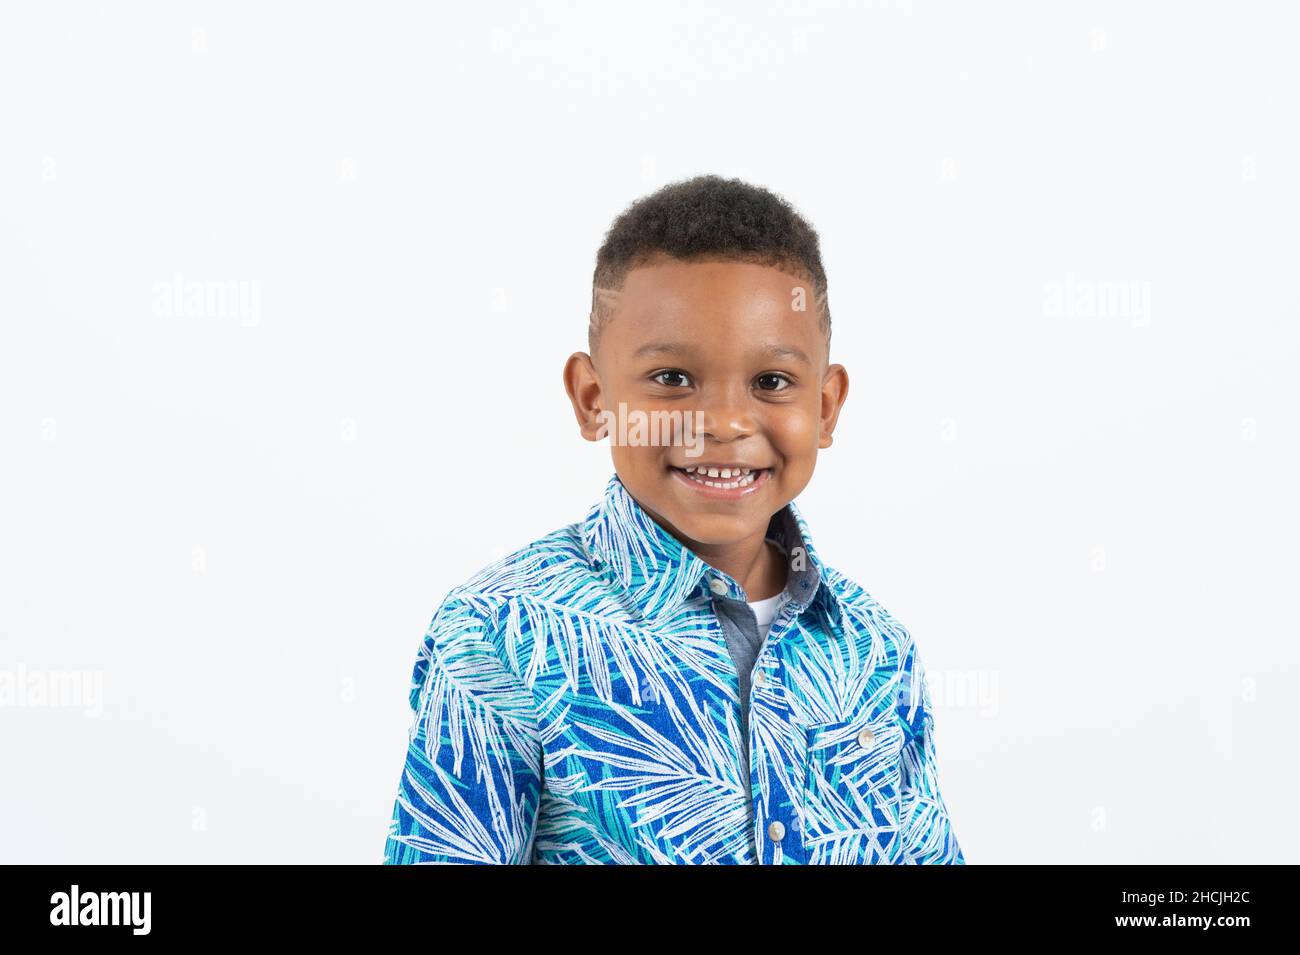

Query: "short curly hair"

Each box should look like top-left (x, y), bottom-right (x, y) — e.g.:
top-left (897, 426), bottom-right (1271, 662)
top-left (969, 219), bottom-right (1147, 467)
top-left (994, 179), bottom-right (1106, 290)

top-left (588, 174), bottom-right (830, 354)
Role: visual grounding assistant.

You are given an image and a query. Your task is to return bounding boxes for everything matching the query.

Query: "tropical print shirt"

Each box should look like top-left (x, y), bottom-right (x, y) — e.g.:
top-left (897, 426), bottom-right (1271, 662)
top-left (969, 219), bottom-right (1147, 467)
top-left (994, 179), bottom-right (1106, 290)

top-left (383, 472), bottom-right (965, 864)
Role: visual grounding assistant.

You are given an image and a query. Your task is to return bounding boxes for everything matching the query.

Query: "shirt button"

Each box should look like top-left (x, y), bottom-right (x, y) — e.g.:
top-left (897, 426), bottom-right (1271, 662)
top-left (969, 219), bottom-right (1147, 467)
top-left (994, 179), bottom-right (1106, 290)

top-left (752, 670), bottom-right (765, 687)
top-left (857, 727), bottom-right (875, 748)
top-left (709, 578), bottom-right (728, 596)
top-left (767, 820), bottom-right (785, 842)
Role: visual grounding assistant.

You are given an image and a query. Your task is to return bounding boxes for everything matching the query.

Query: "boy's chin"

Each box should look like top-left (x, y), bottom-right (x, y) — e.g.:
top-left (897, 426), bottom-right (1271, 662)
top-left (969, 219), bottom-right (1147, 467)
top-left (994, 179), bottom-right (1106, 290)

top-left (666, 512), bottom-right (770, 549)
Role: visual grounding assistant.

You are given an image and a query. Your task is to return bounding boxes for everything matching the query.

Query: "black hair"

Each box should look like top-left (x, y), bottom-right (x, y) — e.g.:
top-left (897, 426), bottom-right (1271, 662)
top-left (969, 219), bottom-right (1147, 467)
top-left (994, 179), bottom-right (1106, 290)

top-left (589, 174), bottom-right (830, 353)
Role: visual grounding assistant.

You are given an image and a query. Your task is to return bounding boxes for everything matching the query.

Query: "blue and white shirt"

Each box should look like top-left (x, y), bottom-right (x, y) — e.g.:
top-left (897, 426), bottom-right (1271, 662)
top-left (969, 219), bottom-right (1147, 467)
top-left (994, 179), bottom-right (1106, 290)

top-left (383, 472), bottom-right (965, 864)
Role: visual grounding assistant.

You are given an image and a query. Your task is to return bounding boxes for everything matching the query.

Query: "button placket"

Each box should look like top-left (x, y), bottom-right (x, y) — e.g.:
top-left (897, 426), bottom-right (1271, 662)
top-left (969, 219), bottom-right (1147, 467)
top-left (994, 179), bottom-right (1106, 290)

top-left (749, 646), bottom-right (807, 864)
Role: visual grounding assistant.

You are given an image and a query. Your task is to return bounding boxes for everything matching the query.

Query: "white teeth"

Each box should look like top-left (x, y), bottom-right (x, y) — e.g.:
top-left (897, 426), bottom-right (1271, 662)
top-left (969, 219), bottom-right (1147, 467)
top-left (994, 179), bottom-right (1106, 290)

top-left (678, 466), bottom-right (761, 490)
top-left (684, 466), bottom-right (755, 476)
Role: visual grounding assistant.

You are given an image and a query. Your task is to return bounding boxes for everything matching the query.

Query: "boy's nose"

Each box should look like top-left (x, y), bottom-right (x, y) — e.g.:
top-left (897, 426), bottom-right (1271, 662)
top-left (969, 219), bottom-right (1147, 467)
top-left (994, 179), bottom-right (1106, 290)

top-left (697, 405), bottom-right (757, 442)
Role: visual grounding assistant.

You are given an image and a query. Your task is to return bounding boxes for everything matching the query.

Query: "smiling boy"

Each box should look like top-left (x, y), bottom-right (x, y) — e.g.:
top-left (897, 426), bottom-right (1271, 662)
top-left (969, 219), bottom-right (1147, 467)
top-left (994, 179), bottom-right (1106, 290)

top-left (383, 174), bottom-right (965, 864)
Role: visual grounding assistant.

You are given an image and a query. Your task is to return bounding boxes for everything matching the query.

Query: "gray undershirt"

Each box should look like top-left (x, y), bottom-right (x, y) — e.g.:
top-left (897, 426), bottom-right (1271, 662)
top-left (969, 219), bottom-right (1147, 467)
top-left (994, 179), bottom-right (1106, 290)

top-left (709, 545), bottom-right (793, 789)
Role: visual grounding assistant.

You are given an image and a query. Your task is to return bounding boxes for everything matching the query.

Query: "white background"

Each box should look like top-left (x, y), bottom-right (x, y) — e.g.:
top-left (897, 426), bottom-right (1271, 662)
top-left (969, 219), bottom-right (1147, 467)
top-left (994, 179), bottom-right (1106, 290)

top-left (2, 1), bottom-right (1297, 863)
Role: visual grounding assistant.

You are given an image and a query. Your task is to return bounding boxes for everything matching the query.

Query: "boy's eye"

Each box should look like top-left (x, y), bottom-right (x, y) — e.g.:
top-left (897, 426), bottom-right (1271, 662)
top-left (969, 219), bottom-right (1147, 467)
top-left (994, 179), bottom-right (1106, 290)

top-left (652, 370), bottom-right (692, 388)
top-left (651, 370), bottom-right (792, 390)
top-left (755, 373), bottom-right (792, 391)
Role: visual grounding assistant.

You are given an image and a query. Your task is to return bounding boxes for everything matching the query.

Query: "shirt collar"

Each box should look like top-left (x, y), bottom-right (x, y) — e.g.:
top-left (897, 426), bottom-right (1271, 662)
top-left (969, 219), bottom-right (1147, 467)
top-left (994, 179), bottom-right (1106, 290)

top-left (581, 471), bottom-right (831, 627)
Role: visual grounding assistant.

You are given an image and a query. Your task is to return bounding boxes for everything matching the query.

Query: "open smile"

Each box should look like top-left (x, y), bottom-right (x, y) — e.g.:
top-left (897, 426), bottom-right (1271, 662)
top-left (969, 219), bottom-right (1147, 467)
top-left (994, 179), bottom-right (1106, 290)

top-left (668, 464), bottom-right (772, 498)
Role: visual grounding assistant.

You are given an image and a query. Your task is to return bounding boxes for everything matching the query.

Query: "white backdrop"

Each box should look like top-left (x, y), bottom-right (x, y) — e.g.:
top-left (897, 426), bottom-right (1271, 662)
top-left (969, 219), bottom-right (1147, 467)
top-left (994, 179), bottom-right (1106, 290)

top-left (2, 1), bottom-right (1297, 863)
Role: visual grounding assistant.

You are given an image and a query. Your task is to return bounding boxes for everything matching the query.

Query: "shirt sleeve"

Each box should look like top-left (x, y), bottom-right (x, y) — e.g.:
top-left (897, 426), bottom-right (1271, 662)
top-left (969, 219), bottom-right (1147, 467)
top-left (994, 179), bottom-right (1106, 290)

top-left (897, 642), bottom-right (966, 864)
top-left (383, 594), bottom-right (543, 864)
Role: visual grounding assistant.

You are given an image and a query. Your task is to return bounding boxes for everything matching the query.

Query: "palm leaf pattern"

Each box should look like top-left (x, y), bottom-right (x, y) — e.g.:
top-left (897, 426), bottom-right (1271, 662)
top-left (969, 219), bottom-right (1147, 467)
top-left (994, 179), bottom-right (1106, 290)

top-left (384, 472), bottom-right (965, 864)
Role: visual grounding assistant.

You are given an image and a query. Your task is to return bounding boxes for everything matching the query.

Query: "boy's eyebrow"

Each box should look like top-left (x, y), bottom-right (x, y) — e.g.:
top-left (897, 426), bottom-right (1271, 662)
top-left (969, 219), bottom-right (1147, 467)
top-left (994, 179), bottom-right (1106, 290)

top-left (759, 343), bottom-right (813, 365)
top-left (632, 341), bottom-right (812, 365)
top-left (633, 341), bottom-right (690, 359)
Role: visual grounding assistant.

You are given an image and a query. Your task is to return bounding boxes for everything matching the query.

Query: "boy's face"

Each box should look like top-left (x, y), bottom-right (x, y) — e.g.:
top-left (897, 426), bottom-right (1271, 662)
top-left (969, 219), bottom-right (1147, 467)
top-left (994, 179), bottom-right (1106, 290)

top-left (564, 255), bottom-right (849, 550)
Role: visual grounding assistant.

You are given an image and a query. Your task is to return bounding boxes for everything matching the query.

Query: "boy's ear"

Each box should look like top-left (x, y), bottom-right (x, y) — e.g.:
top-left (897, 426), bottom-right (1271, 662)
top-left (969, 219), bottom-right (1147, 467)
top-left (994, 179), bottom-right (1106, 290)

top-left (563, 351), bottom-right (609, 442)
top-left (817, 363), bottom-right (850, 449)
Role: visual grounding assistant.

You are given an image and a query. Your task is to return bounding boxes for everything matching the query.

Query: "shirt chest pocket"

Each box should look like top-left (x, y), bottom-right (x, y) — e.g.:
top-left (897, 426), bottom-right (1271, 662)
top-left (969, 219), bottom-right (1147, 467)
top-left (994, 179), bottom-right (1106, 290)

top-left (801, 708), bottom-right (905, 863)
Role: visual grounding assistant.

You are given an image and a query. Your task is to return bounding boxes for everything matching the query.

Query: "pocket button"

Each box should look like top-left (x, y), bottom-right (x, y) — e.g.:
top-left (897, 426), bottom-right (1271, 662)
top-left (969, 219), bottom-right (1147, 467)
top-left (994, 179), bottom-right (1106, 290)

top-left (857, 727), bottom-right (875, 748)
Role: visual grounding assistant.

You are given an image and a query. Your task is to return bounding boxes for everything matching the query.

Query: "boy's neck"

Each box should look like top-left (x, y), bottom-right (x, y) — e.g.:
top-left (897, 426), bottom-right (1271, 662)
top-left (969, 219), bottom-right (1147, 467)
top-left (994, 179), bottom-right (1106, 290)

top-left (685, 533), bottom-right (789, 602)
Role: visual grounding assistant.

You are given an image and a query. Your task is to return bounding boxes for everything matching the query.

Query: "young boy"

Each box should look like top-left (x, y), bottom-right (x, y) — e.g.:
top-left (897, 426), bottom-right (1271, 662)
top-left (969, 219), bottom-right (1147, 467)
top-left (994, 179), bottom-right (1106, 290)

top-left (383, 175), bottom-right (965, 865)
